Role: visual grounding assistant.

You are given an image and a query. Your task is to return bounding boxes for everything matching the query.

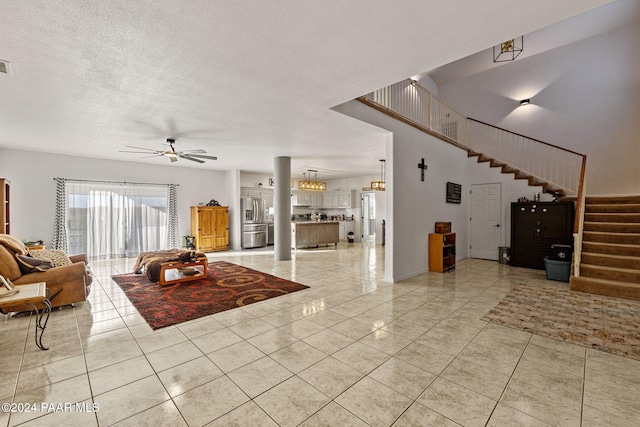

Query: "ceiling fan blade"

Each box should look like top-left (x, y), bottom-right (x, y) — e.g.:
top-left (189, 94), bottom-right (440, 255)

top-left (179, 154), bottom-right (205, 164)
top-left (138, 154), bottom-right (165, 159)
top-left (119, 150), bottom-right (162, 154)
top-left (125, 145), bottom-right (160, 152)
top-left (180, 149), bottom-right (207, 154)
top-left (184, 154), bottom-right (217, 160)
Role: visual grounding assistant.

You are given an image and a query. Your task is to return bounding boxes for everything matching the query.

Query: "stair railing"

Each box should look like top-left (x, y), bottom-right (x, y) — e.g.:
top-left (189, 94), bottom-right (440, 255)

top-left (360, 78), bottom-right (586, 196)
top-left (466, 119), bottom-right (585, 196)
top-left (573, 156), bottom-right (588, 278)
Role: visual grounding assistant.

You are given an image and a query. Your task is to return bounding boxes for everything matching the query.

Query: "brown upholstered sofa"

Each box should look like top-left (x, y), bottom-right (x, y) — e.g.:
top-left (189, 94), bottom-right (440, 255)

top-left (0, 235), bottom-right (92, 312)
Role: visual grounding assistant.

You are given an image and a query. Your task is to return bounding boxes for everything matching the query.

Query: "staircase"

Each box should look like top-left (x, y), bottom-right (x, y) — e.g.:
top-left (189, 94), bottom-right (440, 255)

top-left (467, 151), bottom-right (566, 196)
top-left (570, 195), bottom-right (640, 300)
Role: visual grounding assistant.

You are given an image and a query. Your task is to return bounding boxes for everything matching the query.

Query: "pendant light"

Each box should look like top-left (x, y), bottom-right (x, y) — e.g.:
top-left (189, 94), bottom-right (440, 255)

top-left (493, 36), bottom-right (523, 62)
top-left (371, 159), bottom-right (386, 191)
top-left (298, 170), bottom-right (326, 191)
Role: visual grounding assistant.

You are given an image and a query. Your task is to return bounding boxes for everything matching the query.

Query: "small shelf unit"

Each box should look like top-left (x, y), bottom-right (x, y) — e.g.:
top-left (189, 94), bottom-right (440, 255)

top-left (429, 232), bottom-right (456, 273)
top-left (1, 179), bottom-right (9, 234)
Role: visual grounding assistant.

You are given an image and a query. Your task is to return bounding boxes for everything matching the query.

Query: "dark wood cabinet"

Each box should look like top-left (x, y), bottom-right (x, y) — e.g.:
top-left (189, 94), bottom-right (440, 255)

top-left (510, 201), bottom-right (573, 269)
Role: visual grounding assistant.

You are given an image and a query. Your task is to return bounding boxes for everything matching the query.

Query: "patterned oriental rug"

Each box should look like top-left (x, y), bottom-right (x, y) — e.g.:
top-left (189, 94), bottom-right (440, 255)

top-left (482, 284), bottom-right (640, 361)
top-left (111, 261), bottom-right (309, 330)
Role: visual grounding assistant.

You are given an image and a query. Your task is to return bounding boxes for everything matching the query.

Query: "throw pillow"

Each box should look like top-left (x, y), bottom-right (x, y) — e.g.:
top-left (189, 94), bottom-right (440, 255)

top-left (15, 254), bottom-right (54, 274)
top-left (27, 249), bottom-right (72, 267)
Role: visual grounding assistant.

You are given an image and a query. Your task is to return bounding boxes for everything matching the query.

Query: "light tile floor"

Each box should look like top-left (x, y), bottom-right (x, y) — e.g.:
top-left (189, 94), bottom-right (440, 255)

top-left (2, 242), bottom-right (640, 426)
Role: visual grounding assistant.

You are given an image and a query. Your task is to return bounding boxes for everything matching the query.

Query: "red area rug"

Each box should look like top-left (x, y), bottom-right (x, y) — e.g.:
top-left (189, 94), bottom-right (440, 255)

top-left (111, 261), bottom-right (309, 329)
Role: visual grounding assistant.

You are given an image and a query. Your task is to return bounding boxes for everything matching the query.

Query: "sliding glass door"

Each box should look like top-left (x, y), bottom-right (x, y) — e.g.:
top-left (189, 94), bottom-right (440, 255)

top-left (66, 181), bottom-right (169, 259)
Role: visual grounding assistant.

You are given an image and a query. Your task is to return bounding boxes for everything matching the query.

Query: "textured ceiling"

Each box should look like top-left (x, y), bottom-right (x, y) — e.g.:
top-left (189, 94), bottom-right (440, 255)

top-left (0, 0), bottom-right (614, 179)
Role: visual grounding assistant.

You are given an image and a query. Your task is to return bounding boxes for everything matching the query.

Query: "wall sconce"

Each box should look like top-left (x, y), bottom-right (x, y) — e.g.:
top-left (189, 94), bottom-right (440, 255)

top-left (520, 99), bottom-right (530, 106)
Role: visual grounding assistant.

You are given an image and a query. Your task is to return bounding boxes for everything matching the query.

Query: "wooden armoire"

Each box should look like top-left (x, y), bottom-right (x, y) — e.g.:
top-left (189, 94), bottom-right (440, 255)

top-left (510, 201), bottom-right (573, 269)
top-left (190, 206), bottom-right (229, 252)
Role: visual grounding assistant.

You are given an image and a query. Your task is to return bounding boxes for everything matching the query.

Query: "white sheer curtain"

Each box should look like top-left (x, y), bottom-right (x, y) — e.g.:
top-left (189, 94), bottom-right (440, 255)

top-left (66, 181), bottom-right (169, 259)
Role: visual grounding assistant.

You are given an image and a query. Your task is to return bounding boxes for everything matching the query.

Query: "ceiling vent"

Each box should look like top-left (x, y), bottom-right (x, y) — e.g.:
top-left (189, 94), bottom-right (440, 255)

top-left (0, 60), bottom-right (11, 75)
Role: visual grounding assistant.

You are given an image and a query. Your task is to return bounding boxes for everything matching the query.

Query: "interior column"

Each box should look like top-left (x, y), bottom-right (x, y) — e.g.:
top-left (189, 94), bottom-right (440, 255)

top-left (274, 156), bottom-right (291, 261)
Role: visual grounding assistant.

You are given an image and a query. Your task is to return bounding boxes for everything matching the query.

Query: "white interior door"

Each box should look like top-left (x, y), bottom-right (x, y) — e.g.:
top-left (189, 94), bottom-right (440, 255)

top-left (361, 192), bottom-right (376, 241)
top-left (470, 183), bottom-right (502, 260)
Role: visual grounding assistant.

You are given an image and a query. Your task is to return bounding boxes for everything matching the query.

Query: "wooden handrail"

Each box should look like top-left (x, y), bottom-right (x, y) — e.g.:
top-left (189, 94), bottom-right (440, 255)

top-left (574, 155), bottom-right (587, 234)
top-left (468, 118), bottom-right (586, 158)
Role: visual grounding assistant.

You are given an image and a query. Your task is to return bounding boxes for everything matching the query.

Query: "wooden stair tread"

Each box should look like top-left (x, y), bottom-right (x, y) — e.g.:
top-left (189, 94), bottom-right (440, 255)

top-left (582, 252), bottom-right (640, 261)
top-left (580, 263), bottom-right (640, 274)
top-left (572, 276), bottom-right (640, 288)
top-left (586, 196), bottom-right (640, 204)
top-left (583, 231), bottom-right (640, 237)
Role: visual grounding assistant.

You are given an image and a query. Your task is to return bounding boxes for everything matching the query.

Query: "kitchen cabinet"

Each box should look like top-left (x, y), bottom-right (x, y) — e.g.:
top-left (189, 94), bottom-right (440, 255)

top-left (429, 233), bottom-right (456, 273)
top-left (338, 191), bottom-right (355, 208)
top-left (291, 192), bottom-right (312, 206)
top-left (338, 221), bottom-right (356, 240)
top-left (291, 222), bottom-right (339, 248)
top-left (191, 206), bottom-right (229, 252)
top-left (511, 201), bottom-right (573, 269)
top-left (323, 190), bottom-right (355, 208)
top-left (323, 193), bottom-right (339, 208)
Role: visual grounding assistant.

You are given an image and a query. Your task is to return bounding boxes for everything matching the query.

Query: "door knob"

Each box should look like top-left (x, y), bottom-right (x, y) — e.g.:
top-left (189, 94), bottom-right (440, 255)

top-left (496, 224), bottom-right (500, 227)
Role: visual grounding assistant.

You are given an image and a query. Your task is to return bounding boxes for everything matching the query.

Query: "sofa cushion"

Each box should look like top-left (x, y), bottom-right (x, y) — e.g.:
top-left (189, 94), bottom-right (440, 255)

top-left (15, 254), bottom-right (54, 274)
top-left (0, 244), bottom-right (22, 280)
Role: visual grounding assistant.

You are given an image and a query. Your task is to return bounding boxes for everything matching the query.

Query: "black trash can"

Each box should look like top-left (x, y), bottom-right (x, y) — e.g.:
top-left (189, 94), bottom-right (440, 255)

top-left (347, 232), bottom-right (355, 243)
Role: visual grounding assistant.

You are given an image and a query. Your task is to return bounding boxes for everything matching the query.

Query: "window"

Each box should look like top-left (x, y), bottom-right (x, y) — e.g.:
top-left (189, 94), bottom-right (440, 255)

top-left (66, 181), bottom-right (169, 259)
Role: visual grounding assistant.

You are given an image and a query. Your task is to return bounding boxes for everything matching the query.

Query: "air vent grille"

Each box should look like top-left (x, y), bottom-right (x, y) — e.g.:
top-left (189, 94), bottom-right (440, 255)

top-left (0, 60), bottom-right (11, 75)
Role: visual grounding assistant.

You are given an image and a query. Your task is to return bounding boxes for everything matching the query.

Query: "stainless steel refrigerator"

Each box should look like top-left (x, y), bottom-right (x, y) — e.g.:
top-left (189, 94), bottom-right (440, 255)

top-left (241, 197), bottom-right (267, 248)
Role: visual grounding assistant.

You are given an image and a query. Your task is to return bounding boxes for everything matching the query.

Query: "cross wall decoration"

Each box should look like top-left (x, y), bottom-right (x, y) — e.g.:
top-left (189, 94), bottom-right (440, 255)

top-left (418, 158), bottom-right (428, 181)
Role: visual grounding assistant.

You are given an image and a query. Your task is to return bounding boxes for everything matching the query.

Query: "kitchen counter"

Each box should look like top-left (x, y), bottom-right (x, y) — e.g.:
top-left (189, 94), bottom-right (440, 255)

top-left (291, 221), bottom-right (339, 249)
top-left (292, 220), bottom-right (340, 224)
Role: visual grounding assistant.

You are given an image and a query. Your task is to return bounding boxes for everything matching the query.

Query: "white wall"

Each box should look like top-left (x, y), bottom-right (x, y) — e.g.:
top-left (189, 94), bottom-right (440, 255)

top-left (438, 21), bottom-right (640, 195)
top-left (0, 148), bottom-right (228, 247)
top-left (241, 173), bottom-right (274, 189)
top-left (334, 100), bottom-right (469, 282)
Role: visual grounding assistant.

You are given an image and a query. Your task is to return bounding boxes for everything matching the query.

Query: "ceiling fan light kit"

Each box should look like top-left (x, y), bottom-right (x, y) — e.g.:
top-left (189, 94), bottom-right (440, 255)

top-left (120, 138), bottom-right (217, 164)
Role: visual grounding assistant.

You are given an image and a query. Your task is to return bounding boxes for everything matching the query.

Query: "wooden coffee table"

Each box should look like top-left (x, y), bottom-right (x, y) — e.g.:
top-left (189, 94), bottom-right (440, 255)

top-left (0, 282), bottom-right (51, 350)
top-left (158, 256), bottom-right (208, 286)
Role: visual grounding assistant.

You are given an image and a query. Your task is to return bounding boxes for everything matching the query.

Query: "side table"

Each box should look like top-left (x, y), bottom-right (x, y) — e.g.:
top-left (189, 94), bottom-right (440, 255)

top-left (0, 282), bottom-right (51, 350)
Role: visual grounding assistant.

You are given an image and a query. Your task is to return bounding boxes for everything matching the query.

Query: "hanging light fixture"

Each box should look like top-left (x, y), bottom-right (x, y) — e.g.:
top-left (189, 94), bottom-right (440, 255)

top-left (298, 170), bottom-right (326, 191)
top-left (493, 36), bottom-right (523, 62)
top-left (371, 159), bottom-right (386, 191)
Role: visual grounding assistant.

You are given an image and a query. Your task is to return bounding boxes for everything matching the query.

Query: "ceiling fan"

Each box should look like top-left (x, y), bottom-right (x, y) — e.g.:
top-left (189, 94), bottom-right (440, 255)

top-left (120, 138), bottom-right (217, 164)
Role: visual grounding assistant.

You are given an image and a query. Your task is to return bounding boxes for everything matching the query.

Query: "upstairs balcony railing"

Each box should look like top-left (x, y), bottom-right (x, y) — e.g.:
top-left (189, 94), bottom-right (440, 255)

top-left (359, 78), bottom-right (588, 277)
top-left (360, 78), bottom-right (585, 196)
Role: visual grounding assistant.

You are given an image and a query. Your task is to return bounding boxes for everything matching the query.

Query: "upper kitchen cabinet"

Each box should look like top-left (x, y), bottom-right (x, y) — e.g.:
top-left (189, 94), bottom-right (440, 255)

top-left (291, 191), bottom-right (312, 206)
top-left (323, 193), bottom-right (338, 208)
top-left (323, 190), bottom-right (355, 209)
